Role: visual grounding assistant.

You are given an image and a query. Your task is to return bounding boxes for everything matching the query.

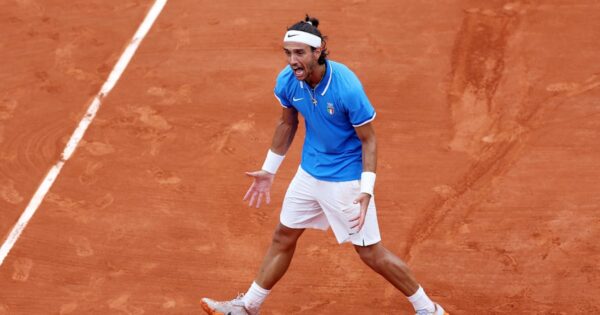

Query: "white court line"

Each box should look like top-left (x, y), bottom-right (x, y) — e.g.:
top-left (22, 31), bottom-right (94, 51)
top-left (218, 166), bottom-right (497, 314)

top-left (0, 0), bottom-right (168, 266)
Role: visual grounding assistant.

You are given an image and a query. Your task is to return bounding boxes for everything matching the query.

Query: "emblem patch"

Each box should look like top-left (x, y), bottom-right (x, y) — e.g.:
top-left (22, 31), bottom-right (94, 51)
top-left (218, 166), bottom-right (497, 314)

top-left (327, 103), bottom-right (335, 115)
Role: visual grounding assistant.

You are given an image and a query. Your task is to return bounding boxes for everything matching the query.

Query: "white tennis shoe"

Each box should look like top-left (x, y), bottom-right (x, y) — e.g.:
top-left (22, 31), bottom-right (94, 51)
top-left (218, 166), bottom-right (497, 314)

top-left (200, 294), bottom-right (258, 315)
top-left (416, 303), bottom-right (448, 315)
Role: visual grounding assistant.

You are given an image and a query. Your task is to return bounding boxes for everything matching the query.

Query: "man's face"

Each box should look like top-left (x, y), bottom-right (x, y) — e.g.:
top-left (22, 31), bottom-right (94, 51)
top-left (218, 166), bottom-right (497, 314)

top-left (283, 42), bottom-right (321, 81)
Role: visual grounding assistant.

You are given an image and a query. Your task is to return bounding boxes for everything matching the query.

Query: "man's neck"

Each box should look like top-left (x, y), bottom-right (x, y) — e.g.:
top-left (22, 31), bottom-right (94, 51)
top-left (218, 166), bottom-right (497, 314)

top-left (306, 63), bottom-right (326, 88)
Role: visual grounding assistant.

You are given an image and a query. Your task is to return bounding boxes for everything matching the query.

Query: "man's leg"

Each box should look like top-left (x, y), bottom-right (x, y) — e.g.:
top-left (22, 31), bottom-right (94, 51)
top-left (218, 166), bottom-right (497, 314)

top-left (255, 223), bottom-right (305, 289)
top-left (202, 166), bottom-right (321, 315)
top-left (201, 223), bottom-right (305, 315)
top-left (239, 223), bottom-right (304, 313)
top-left (354, 243), bottom-right (447, 314)
top-left (354, 242), bottom-right (419, 295)
top-left (242, 223), bottom-right (304, 314)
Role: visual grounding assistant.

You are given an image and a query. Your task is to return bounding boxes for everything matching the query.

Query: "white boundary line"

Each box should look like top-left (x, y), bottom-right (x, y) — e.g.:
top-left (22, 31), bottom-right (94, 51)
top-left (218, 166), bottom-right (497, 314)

top-left (0, 0), bottom-right (168, 266)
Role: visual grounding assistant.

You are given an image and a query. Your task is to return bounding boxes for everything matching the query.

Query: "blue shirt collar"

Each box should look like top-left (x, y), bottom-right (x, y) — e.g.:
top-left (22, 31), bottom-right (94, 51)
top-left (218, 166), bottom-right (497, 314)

top-left (299, 60), bottom-right (333, 96)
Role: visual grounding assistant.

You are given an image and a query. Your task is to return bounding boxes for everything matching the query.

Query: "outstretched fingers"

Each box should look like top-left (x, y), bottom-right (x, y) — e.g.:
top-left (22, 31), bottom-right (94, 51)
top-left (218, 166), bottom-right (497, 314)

top-left (243, 185), bottom-right (254, 201)
top-left (243, 170), bottom-right (273, 208)
top-left (256, 193), bottom-right (263, 208)
top-left (248, 191), bottom-right (258, 207)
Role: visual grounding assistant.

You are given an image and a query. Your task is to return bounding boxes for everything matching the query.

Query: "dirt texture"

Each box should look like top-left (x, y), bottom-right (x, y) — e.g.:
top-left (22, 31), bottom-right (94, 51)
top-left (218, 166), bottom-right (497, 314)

top-left (1, 0), bottom-right (600, 314)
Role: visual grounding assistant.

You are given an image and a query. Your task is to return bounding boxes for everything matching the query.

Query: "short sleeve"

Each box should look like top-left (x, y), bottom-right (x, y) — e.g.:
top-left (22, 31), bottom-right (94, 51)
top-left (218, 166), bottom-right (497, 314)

top-left (344, 86), bottom-right (376, 127)
top-left (274, 68), bottom-right (292, 108)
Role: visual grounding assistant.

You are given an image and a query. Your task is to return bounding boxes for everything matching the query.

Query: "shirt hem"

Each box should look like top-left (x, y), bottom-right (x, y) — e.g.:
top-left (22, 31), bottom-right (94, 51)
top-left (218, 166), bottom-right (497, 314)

top-left (299, 164), bottom-right (361, 182)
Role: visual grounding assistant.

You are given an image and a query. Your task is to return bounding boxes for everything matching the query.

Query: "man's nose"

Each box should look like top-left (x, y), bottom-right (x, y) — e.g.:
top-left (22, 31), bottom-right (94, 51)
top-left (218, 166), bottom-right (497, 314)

top-left (289, 54), bottom-right (298, 64)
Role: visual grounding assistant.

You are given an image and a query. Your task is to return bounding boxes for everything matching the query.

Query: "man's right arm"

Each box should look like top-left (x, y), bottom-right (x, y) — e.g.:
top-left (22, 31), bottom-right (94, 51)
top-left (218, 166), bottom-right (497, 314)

top-left (243, 106), bottom-right (298, 207)
top-left (269, 106), bottom-right (299, 156)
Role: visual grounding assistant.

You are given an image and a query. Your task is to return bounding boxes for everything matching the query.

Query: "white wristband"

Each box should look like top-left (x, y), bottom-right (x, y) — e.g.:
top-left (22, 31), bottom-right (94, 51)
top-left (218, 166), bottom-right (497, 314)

top-left (360, 172), bottom-right (376, 196)
top-left (261, 149), bottom-right (285, 174)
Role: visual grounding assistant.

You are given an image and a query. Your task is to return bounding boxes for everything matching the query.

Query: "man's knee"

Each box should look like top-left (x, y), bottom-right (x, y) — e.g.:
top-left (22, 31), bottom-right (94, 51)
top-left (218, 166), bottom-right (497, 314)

top-left (354, 242), bottom-right (382, 267)
top-left (271, 223), bottom-right (303, 250)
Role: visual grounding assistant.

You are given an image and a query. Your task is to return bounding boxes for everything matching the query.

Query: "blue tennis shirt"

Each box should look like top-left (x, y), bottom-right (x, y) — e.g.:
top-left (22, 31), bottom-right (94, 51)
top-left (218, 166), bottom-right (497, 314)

top-left (274, 60), bottom-right (376, 182)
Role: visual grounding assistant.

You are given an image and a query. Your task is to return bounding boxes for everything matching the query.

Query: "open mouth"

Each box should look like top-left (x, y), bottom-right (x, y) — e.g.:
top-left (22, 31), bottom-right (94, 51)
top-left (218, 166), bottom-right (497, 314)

top-left (292, 67), bottom-right (305, 78)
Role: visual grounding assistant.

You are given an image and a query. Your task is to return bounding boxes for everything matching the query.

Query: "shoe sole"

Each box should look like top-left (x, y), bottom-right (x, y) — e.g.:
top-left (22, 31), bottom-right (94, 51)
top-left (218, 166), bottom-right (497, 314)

top-left (200, 300), bottom-right (226, 315)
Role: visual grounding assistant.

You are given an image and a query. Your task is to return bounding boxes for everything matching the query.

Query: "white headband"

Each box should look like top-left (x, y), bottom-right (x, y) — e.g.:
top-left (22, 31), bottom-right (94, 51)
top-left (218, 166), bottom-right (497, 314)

top-left (283, 30), bottom-right (322, 48)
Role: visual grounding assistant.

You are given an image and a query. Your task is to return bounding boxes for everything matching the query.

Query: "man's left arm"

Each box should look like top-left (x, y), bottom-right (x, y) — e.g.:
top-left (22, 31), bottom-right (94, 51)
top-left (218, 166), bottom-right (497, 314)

top-left (351, 122), bottom-right (377, 231)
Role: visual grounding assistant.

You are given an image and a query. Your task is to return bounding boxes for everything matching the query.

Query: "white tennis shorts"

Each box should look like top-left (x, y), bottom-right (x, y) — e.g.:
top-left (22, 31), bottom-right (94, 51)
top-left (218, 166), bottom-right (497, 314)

top-left (280, 166), bottom-right (381, 246)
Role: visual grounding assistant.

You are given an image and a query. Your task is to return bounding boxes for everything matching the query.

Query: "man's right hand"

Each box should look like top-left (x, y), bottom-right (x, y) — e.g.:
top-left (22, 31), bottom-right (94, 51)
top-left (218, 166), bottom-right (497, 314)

top-left (243, 170), bottom-right (275, 208)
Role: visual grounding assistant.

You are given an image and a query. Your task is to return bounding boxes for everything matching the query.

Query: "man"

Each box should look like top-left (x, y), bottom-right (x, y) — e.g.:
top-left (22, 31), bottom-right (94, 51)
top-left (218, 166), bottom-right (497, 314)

top-left (201, 16), bottom-right (448, 315)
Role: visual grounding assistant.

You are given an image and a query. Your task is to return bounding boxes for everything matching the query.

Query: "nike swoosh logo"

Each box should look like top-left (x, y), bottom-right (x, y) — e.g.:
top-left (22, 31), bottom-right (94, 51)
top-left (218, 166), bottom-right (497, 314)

top-left (293, 97), bottom-right (304, 101)
top-left (287, 34), bottom-right (299, 38)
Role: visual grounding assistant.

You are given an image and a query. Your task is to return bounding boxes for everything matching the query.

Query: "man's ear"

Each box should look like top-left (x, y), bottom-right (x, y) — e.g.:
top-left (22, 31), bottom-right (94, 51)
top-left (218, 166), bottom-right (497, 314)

top-left (313, 47), bottom-right (322, 58)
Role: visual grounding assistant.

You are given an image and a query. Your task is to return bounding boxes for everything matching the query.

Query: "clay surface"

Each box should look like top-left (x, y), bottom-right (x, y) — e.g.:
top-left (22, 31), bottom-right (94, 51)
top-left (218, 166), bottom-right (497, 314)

top-left (1, 0), bottom-right (599, 313)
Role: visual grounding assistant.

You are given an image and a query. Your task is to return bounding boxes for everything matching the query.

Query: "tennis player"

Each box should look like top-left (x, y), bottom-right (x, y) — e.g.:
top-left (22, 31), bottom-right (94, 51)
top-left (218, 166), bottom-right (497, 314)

top-left (201, 15), bottom-right (448, 315)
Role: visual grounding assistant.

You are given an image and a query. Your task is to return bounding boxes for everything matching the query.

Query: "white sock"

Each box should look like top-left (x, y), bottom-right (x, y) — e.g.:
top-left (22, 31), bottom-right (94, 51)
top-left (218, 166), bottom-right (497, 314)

top-left (242, 281), bottom-right (270, 312)
top-left (407, 286), bottom-right (435, 312)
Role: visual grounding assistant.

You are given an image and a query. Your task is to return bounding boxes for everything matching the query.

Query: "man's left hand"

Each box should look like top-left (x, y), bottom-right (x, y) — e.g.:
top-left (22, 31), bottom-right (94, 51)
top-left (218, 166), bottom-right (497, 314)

top-left (351, 193), bottom-right (371, 232)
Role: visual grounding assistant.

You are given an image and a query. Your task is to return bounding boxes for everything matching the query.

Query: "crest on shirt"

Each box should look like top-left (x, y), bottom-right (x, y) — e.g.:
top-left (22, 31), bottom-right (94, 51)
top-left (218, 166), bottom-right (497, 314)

top-left (326, 102), bottom-right (335, 115)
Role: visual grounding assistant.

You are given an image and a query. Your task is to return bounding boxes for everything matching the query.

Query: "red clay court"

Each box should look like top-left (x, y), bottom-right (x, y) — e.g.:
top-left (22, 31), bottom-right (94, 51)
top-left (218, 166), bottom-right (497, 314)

top-left (1, 0), bottom-right (599, 314)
